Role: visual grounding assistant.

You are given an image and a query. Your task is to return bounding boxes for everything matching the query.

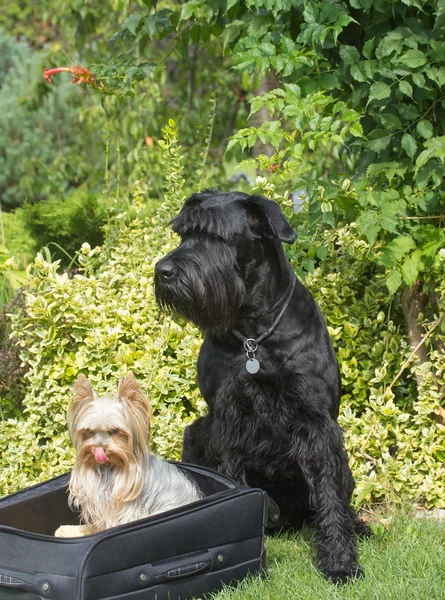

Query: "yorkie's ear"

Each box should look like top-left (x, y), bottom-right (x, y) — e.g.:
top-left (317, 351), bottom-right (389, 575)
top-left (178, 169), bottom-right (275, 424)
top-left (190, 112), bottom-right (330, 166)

top-left (68, 375), bottom-right (95, 438)
top-left (118, 372), bottom-right (151, 428)
top-left (72, 374), bottom-right (95, 404)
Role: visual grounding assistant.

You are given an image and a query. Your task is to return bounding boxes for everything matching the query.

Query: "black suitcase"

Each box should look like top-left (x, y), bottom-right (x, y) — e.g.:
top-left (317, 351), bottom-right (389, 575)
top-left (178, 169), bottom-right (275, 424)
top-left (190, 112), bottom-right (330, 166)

top-left (0, 463), bottom-right (267, 600)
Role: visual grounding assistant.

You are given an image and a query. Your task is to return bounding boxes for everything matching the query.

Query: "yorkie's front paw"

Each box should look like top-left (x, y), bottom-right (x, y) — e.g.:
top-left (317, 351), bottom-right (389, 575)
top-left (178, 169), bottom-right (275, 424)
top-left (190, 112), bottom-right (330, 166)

top-left (54, 525), bottom-right (89, 538)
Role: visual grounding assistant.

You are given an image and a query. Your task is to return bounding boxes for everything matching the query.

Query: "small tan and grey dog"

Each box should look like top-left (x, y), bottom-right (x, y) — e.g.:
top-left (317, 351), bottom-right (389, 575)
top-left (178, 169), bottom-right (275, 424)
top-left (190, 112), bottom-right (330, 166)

top-left (55, 372), bottom-right (201, 537)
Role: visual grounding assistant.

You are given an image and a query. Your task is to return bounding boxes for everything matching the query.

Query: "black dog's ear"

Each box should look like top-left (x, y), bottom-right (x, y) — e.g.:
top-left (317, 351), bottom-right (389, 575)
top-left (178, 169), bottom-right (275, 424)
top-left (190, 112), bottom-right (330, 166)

top-left (247, 195), bottom-right (297, 244)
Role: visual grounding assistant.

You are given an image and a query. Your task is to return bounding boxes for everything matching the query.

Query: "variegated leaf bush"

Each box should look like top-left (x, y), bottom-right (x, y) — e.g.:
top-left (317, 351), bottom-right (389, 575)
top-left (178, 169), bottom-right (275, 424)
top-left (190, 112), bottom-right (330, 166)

top-left (2, 122), bottom-right (445, 509)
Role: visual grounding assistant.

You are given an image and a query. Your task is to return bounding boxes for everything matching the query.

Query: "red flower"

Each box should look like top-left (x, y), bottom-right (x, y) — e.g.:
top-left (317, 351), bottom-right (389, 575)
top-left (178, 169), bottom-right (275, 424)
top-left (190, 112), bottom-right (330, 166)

top-left (43, 65), bottom-right (97, 87)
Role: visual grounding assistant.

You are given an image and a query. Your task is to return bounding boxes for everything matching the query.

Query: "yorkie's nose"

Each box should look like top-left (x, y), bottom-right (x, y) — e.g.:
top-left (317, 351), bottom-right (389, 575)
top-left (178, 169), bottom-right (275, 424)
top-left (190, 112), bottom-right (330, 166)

top-left (93, 432), bottom-right (109, 447)
top-left (155, 259), bottom-right (176, 281)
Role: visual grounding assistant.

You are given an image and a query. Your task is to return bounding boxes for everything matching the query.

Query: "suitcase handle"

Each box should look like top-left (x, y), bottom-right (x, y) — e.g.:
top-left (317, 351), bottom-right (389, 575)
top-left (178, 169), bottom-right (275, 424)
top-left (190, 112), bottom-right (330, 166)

top-left (153, 551), bottom-right (212, 584)
top-left (0, 571), bottom-right (35, 593)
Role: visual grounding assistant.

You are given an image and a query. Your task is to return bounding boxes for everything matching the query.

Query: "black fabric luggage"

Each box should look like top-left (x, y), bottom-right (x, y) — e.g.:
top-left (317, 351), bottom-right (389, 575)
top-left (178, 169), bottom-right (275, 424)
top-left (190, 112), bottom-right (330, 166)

top-left (0, 463), bottom-right (266, 600)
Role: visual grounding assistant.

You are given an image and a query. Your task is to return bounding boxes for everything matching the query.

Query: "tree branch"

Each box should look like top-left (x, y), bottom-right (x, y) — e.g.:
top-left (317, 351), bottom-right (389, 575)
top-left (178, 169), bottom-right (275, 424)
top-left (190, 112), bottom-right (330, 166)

top-left (385, 310), bottom-right (445, 397)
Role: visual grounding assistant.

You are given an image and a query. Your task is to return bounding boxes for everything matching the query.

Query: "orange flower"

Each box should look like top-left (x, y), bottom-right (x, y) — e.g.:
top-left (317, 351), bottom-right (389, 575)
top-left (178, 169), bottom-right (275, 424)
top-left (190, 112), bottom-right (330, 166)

top-left (43, 65), bottom-right (97, 87)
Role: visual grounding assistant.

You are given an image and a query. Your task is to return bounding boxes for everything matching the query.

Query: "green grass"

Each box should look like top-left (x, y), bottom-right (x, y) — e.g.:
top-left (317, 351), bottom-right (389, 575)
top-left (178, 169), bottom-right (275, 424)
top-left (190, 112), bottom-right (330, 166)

top-left (210, 514), bottom-right (445, 600)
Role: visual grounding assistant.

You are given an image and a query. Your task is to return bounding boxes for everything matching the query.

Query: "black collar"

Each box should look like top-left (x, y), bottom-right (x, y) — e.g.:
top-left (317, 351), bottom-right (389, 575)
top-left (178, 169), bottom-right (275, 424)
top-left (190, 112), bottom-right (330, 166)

top-left (231, 268), bottom-right (296, 374)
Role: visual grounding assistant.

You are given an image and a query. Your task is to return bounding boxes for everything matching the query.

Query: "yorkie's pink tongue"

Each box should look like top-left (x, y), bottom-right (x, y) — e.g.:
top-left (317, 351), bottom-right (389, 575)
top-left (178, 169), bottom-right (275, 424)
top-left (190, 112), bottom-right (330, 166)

top-left (94, 447), bottom-right (108, 464)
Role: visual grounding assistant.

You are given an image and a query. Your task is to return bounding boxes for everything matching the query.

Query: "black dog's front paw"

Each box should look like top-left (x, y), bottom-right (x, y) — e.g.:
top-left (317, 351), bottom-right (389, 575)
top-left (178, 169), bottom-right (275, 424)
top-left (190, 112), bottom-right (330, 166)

top-left (265, 494), bottom-right (281, 528)
top-left (325, 565), bottom-right (364, 585)
top-left (354, 519), bottom-right (372, 539)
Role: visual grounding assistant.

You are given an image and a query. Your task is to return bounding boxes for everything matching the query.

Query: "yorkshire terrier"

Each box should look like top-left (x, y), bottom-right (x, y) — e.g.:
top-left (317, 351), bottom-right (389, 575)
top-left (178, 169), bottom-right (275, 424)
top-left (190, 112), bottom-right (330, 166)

top-left (55, 372), bottom-right (201, 537)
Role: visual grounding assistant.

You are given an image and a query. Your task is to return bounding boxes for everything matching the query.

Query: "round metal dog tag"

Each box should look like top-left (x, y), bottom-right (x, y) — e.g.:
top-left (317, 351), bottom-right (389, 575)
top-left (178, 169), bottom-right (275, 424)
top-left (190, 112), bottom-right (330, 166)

top-left (246, 358), bottom-right (260, 374)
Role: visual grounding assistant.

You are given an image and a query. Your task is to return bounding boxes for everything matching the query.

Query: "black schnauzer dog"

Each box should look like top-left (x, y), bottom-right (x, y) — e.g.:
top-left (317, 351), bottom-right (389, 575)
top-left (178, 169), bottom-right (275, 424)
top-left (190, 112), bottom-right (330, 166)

top-left (155, 190), bottom-right (368, 584)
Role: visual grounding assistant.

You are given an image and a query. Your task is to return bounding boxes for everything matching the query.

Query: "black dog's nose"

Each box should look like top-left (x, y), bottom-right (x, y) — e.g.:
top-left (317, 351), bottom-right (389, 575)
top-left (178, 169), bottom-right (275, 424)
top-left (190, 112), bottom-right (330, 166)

top-left (155, 260), bottom-right (176, 281)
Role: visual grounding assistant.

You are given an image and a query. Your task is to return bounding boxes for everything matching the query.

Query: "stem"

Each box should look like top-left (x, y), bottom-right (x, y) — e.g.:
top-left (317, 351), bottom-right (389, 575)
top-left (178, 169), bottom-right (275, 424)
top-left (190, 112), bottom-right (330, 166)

top-left (360, 423), bottom-right (376, 453)
top-left (400, 215), bottom-right (445, 220)
top-left (117, 143), bottom-right (121, 201)
top-left (105, 127), bottom-right (110, 201)
top-left (43, 243), bottom-right (79, 268)
top-left (198, 94), bottom-right (216, 192)
top-left (0, 199), bottom-right (5, 247)
top-left (188, 44), bottom-right (197, 111)
top-left (159, 36), bottom-right (181, 65)
top-left (217, 90), bottom-right (243, 161)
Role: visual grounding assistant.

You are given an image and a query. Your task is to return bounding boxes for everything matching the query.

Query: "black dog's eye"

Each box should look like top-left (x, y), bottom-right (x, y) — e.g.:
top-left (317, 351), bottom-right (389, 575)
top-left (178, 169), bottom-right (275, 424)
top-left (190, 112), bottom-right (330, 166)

top-left (109, 429), bottom-right (119, 436)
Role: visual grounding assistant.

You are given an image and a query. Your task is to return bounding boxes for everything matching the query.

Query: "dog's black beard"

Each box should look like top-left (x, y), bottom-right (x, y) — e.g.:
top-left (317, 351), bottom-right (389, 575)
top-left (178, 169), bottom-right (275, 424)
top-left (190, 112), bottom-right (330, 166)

top-left (155, 244), bottom-right (246, 335)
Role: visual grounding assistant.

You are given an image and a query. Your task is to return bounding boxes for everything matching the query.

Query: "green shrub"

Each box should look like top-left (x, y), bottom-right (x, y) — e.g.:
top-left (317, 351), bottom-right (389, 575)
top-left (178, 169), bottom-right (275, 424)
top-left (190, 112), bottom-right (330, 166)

top-left (1, 121), bottom-right (203, 494)
top-left (22, 188), bottom-right (107, 266)
top-left (2, 124), bottom-right (445, 509)
top-left (1, 208), bottom-right (37, 266)
top-left (3, 212), bottom-right (203, 493)
top-left (292, 223), bottom-right (445, 508)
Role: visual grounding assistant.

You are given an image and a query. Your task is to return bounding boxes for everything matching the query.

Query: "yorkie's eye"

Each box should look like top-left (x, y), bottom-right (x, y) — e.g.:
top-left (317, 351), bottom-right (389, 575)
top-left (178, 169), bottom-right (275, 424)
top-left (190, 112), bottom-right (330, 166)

top-left (109, 429), bottom-right (119, 436)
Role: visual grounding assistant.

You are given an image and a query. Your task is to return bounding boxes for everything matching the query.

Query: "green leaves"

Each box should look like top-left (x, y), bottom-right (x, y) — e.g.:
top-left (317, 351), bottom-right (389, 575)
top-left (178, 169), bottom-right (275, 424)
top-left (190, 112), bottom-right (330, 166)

top-left (399, 80), bottom-right (413, 99)
top-left (356, 190), bottom-right (406, 244)
top-left (378, 236), bottom-right (415, 272)
top-left (121, 14), bottom-right (142, 35)
top-left (415, 136), bottom-right (445, 178)
top-left (376, 31), bottom-right (403, 59)
top-left (365, 133), bottom-right (392, 152)
top-left (386, 236), bottom-right (416, 260)
top-left (180, 0), bottom-right (203, 22)
top-left (380, 113), bottom-right (402, 131)
top-left (227, 120), bottom-right (285, 152)
top-left (400, 250), bottom-right (422, 287)
top-left (386, 269), bottom-right (402, 295)
top-left (357, 210), bottom-right (380, 244)
top-left (416, 120), bottom-right (433, 140)
top-left (221, 0), bottom-right (444, 344)
top-left (398, 49), bottom-right (427, 69)
top-left (401, 133), bottom-right (417, 159)
top-left (368, 81), bottom-right (391, 103)
top-left (367, 162), bottom-right (407, 184)
top-left (222, 20), bottom-right (244, 51)
top-left (229, 85), bottom-right (362, 155)
top-left (377, 230), bottom-right (443, 292)
top-left (340, 45), bottom-right (360, 65)
top-left (350, 62), bottom-right (368, 82)
top-left (350, 122), bottom-right (364, 137)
